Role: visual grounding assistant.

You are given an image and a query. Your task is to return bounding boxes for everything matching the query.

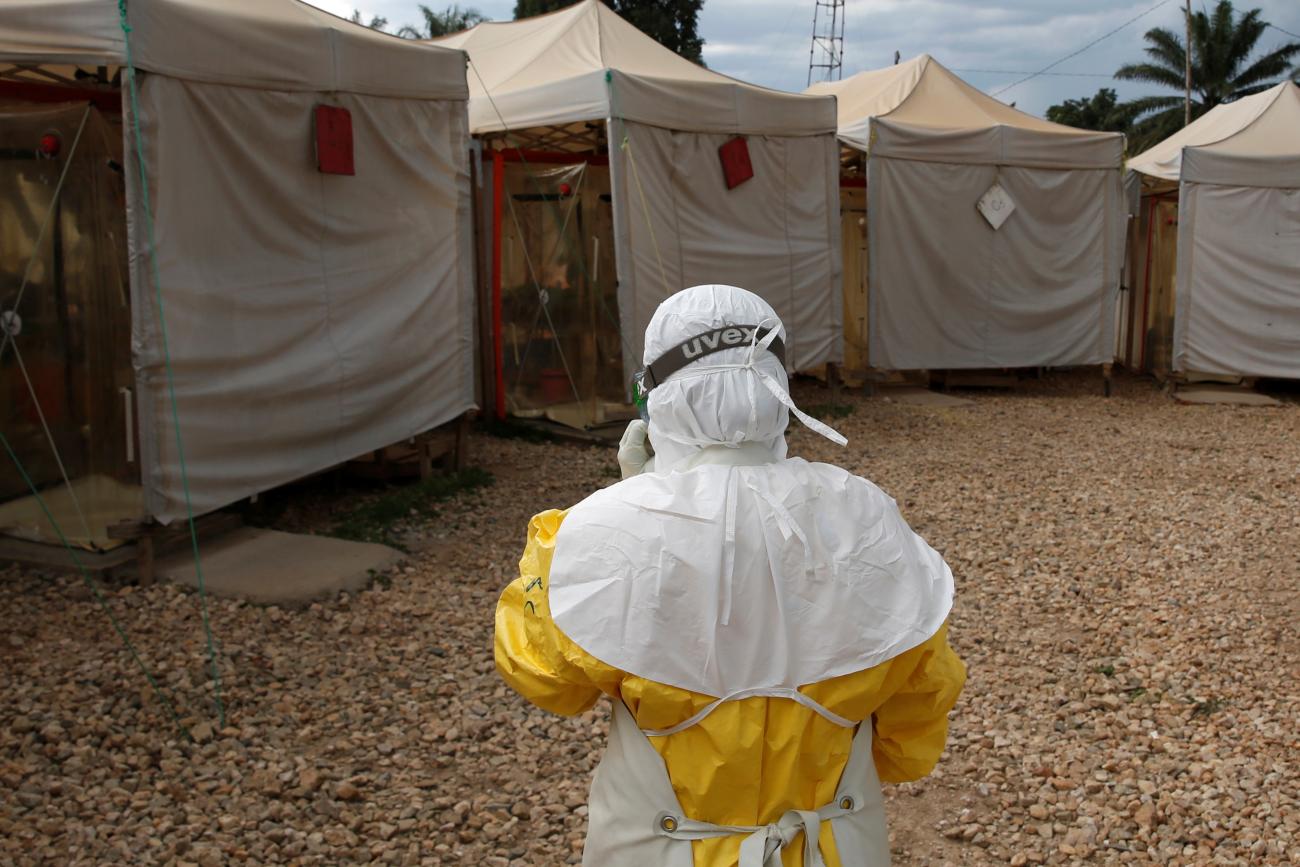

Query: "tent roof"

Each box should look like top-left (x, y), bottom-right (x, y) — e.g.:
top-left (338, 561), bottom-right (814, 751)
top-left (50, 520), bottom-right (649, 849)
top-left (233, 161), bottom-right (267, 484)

top-left (1128, 82), bottom-right (1300, 185)
top-left (0, 0), bottom-right (467, 100)
top-left (807, 54), bottom-right (1122, 166)
top-left (430, 0), bottom-right (834, 136)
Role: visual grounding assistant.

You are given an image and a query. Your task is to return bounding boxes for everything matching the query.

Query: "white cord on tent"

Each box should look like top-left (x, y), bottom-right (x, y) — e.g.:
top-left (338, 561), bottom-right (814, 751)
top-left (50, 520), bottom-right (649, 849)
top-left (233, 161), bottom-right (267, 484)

top-left (468, 57), bottom-right (627, 422)
top-left (499, 161), bottom-right (586, 411)
top-left (468, 57), bottom-right (640, 370)
top-left (0, 104), bottom-right (91, 364)
top-left (9, 338), bottom-right (94, 541)
top-left (0, 103), bottom-right (96, 543)
top-left (611, 115), bottom-right (671, 299)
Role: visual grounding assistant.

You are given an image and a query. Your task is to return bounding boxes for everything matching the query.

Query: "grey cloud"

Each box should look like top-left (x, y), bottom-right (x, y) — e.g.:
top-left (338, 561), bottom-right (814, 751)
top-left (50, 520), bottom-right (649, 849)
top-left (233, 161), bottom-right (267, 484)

top-left (320, 0), bottom-right (1300, 117)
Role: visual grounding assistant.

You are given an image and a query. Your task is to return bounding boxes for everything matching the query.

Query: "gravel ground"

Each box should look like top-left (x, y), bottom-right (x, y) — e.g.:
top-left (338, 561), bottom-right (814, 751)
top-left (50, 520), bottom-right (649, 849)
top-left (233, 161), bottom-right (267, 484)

top-left (1, 370), bottom-right (1297, 866)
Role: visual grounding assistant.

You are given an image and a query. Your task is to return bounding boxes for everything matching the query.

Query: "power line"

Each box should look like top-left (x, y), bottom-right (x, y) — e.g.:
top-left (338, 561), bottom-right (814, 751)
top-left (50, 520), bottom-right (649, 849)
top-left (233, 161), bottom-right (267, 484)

top-left (953, 68), bottom-right (1119, 78)
top-left (992, 0), bottom-right (1174, 97)
top-left (1266, 23), bottom-right (1300, 41)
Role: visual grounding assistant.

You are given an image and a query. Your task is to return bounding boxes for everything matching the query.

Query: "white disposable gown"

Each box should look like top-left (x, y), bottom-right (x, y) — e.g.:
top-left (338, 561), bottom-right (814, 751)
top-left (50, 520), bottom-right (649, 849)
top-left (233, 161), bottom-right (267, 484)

top-left (496, 285), bottom-right (965, 867)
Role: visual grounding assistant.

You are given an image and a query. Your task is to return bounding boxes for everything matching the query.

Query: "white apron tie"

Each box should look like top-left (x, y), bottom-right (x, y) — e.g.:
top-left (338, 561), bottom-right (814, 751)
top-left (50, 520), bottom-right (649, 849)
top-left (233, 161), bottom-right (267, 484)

top-left (581, 699), bottom-right (890, 866)
top-left (657, 804), bottom-right (849, 867)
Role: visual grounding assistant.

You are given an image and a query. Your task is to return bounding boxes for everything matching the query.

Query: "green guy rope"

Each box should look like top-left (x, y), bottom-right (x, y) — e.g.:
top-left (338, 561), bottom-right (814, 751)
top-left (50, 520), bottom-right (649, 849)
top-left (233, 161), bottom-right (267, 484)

top-left (117, 0), bottom-right (225, 728)
top-left (0, 430), bottom-right (191, 742)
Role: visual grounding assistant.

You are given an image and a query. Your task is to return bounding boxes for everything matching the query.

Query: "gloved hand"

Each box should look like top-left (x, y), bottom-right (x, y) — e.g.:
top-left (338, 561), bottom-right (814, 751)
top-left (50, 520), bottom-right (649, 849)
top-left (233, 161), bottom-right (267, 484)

top-left (617, 419), bottom-right (655, 479)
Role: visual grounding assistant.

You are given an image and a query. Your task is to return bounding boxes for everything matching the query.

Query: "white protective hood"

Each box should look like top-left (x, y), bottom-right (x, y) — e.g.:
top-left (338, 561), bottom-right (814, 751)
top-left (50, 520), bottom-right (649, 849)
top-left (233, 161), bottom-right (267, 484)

top-left (549, 286), bottom-right (953, 698)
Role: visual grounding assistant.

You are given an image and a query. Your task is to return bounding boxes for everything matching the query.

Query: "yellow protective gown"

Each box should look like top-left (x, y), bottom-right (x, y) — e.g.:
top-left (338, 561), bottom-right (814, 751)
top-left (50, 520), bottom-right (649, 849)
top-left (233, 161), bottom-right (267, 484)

top-left (496, 509), bottom-right (966, 867)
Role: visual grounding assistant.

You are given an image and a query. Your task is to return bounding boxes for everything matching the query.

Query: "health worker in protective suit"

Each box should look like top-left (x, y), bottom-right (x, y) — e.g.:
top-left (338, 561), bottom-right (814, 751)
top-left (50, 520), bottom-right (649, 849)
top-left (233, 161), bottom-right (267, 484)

top-left (495, 285), bottom-right (965, 867)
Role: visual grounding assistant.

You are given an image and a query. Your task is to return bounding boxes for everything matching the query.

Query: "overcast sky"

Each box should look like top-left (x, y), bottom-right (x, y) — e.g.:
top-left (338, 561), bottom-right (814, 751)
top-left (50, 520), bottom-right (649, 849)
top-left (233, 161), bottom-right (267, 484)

top-left (309, 0), bottom-right (1300, 117)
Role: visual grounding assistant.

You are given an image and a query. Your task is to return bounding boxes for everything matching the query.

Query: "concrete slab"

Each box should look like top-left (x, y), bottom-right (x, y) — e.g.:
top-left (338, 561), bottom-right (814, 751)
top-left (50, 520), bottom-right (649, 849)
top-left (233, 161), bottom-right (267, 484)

top-left (878, 386), bottom-right (975, 408)
top-left (1174, 385), bottom-right (1281, 407)
top-left (157, 527), bottom-right (401, 605)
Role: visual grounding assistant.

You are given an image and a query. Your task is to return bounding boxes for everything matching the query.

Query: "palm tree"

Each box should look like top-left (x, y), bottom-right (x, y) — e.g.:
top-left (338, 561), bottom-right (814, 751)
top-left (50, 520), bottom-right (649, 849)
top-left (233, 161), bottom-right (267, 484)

top-left (349, 10), bottom-right (389, 31)
top-left (397, 4), bottom-right (488, 39)
top-left (1115, 1), bottom-right (1299, 150)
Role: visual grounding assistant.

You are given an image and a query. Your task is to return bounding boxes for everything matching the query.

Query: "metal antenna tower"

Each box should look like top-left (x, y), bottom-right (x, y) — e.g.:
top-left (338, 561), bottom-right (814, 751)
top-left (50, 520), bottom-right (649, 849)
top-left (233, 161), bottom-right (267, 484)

top-left (807, 0), bottom-right (845, 87)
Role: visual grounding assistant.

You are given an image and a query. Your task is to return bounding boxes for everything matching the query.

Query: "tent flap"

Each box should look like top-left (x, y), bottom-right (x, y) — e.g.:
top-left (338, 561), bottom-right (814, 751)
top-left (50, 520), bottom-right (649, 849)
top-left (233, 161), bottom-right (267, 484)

top-left (0, 0), bottom-right (468, 99)
top-left (611, 120), bottom-right (842, 375)
top-left (1181, 148), bottom-right (1300, 188)
top-left (0, 0), bottom-right (123, 66)
top-left (127, 74), bottom-right (475, 522)
top-left (868, 156), bottom-right (1121, 370)
top-left (872, 117), bottom-right (1123, 169)
top-left (1173, 182), bottom-right (1300, 378)
top-left (611, 70), bottom-right (835, 136)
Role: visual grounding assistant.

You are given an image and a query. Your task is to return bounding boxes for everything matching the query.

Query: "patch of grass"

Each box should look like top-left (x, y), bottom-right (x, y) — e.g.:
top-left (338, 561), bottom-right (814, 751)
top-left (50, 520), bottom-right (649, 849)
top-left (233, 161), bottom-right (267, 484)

top-left (804, 402), bottom-right (855, 421)
top-left (479, 417), bottom-right (559, 443)
top-left (331, 467), bottom-right (494, 549)
top-left (1095, 664), bottom-right (1116, 677)
top-left (1126, 686), bottom-right (1147, 700)
top-left (1191, 698), bottom-right (1227, 718)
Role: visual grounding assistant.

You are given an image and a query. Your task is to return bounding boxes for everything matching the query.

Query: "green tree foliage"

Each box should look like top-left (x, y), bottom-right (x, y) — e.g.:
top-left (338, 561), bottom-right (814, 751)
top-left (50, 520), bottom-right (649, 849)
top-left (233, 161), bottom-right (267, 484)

top-left (1114, 1), bottom-right (1299, 149)
top-left (513, 0), bottom-right (568, 16)
top-left (1045, 88), bottom-right (1131, 134)
top-left (513, 0), bottom-right (706, 65)
top-left (349, 9), bottom-right (389, 30)
top-left (397, 4), bottom-right (489, 39)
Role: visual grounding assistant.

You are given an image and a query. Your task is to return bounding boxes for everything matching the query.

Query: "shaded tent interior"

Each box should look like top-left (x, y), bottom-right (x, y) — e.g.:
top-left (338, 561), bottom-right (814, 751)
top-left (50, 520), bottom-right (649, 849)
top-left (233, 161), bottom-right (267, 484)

top-left (0, 99), bottom-right (136, 549)
top-left (808, 55), bottom-right (1126, 385)
top-left (432, 0), bottom-right (843, 429)
top-left (1118, 174), bottom-right (1180, 380)
top-left (1123, 81), bottom-right (1300, 382)
top-left (0, 0), bottom-right (474, 552)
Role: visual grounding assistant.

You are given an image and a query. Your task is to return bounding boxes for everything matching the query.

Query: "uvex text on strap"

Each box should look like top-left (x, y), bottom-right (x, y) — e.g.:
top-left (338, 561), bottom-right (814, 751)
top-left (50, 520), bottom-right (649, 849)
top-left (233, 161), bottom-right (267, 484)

top-left (641, 324), bottom-right (785, 391)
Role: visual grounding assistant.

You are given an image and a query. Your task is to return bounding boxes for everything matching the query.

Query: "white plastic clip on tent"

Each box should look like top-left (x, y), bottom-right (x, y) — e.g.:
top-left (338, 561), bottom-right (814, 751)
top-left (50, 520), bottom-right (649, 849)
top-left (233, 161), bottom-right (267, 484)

top-left (431, 0), bottom-right (842, 428)
top-left (1125, 82), bottom-right (1300, 381)
top-left (807, 55), bottom-right (1126, 383)
top-left (0, 0), bottom-right (475, 550)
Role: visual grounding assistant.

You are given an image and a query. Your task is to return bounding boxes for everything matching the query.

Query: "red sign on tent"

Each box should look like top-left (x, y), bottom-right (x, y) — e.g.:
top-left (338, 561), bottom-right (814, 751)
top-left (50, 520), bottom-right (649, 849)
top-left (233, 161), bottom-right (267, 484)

top-left (718, 136), bottom-right (753, 190)
top-left (315, 105), bottom-right (354, 175)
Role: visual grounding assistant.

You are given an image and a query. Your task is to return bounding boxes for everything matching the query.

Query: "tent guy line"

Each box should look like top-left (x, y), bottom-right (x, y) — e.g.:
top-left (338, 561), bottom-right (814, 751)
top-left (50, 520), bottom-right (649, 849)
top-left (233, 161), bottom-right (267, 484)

top-left (0, 427), bottom-right (193, 741)
top-left (116, 0), bottom-right (226, 729)
top-left (953, 69), bottom-right (1120, 79)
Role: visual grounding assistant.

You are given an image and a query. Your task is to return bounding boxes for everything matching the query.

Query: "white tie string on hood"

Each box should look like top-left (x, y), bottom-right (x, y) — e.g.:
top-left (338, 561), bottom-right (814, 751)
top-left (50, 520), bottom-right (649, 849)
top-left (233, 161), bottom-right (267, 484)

top-left (643, 285), bottom-right (845, 473)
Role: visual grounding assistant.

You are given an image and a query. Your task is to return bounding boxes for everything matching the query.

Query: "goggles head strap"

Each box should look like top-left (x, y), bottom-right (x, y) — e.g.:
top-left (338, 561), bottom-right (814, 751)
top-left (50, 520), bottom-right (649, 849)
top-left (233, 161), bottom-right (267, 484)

top-left (641, 324), bottom-right (785, 392)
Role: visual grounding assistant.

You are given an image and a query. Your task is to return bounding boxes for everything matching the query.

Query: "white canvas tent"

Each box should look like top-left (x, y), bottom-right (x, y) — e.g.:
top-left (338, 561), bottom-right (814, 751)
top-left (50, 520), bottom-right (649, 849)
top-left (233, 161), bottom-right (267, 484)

top-left (433, 0), bottom-right (842, 421)
top-left (1128, 82), bottom-right (1300, 379)
top-left (0, 0), bottom-right (474, 544)
top-left (808, 55), bottom-right (1126, 373)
